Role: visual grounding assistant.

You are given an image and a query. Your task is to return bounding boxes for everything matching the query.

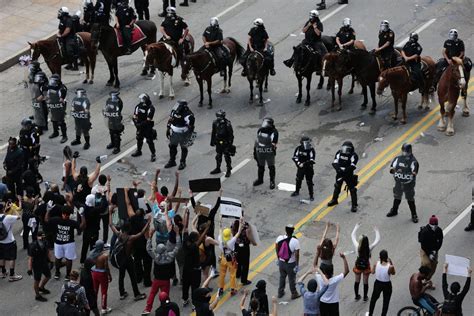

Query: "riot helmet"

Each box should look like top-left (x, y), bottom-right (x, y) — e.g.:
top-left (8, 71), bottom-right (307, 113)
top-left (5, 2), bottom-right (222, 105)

top-left (166, 6), bottom-right (176, 17)
top-left (253, 18), bottom-right (264, 27)
top-left (75, 88), bottom-right (86, 98)
top-left (173, 100), bottom-right (188, 117)
top-left (139, 93), bottom-right (151, 106)
top-left (343, 17), bottom-right (351, 27)
top-left (34, 71), bottom-right (47, 84)
top-left (48, 76), bottom-right (60, 88)
top-left (21, 117), bottom-right (33, 129)
top-left (341, 141), bottom-right (354, 154)
top-left (30, 61), bottom-right (41, 70)
top-left (401, 143), bottom-right (412, 156)
top-left (57, 7), bottom-right (69, 19)
top-left (380, 20), bottom-right (389, 32)
top-left (261, 117), bottom-right (274, 128)
top-left (310, 10), bottom-right (319, 19)
top-left (448, 29), bottom-right (458, 41)
top-left (210, 17), bottom-right (219, 27)
top-left (409, 32), bottom-right (419, 43)
top-left (300, 136), bottom-right (312, 150)
top-left (110, 90), bottom-right (120, 102)
top-left (216, 109), bottom-right (226, 119)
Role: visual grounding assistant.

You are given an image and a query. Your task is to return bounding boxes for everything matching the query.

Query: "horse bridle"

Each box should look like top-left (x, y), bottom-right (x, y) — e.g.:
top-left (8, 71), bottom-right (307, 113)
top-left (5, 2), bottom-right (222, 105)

top-left (248, 51), bottom-right (264, 74)
top-left (295, 46), bottom-right (317, 75)
top-left (189, 50), bottom-right (214, 75)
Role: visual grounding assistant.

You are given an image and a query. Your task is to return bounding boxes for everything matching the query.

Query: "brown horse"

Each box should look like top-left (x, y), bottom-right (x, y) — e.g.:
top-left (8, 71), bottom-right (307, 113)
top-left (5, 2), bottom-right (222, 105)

top-left (437, 57), bottom-right (468, 136)
top-left (90, 21), bottom-right (157, 88)
top-left (377, 56), bottom-right (436, 124)
top-left (181, 37), bottom-right (244, 109)
top-left (322, 41), bottom-right (367, 111)
top-left (143, 34), bottom-right (195, 100)
top-left (29, 32), bottom-right (97, 84)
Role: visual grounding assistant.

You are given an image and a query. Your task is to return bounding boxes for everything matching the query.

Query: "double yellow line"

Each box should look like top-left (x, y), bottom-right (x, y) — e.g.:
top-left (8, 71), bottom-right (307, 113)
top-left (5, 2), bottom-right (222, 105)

top-left (210, 82), bottom-right (474, 312)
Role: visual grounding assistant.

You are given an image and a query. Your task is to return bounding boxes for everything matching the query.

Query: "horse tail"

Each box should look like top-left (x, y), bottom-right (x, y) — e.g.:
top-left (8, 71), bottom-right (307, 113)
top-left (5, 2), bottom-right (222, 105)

top-left (227, 37), bottom-right (245, 63)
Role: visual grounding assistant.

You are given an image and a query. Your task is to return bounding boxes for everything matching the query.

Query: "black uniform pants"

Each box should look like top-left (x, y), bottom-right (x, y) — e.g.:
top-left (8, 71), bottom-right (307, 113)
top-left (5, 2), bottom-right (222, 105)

top-left (368, 280), bottom-right (392, 316)
top-left (133, 246), bottom-right (152, 286)
top-left (109, 129), bottom-right (122, 148)
top-left (80, 230), bottom-right (98, 263)
top-left (135, 0), bottom-right (150, 20)
top-left (119, 256), bottom-right (141, 296)
top-left (295, 166), bottom-right (314, 195)
top-left (162, 0), bottom-right (176, 14)
top-left (75, 120), bottom-right (91, 139)
top-left (333, 173), bottom-right (357, 205)
top-left (215, 143), bottom-right (232, 169)
top-left (52, 120), bottom-right (67, 136)
top-left (6, 173), bottom-right (22, 196)
top-left (136, 127), bottom-right (156, 155)
top-left (235, 244), bottom-right (250, 283)
top-left (393, 181), bottom-right (415, 201)
top-left (182, 268), bottom-right (201, 301)
top-left (120, 26), bottom-right (132, 48)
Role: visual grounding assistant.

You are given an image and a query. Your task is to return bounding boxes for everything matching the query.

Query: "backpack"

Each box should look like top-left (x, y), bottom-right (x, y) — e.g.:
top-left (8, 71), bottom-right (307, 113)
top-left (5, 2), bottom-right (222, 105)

top-left (95, 192), bottom-right (108, 214)
top-left (110, 234), bottom-right (129, 269)
top-left (277, 236), bottom-right (295, 262)
top-left (0, 215), bottom-right (9, 241)
top-left (60, 282), bottom-right (81, 304)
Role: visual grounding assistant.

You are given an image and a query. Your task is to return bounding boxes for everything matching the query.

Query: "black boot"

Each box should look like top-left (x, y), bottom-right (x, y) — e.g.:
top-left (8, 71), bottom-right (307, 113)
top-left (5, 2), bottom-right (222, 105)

top-left (363, 284), bottom-right (369, 301)
top-left (350, 188), bottom-right (358, 212)
top-left (83, 136), bottom-right (90, 150)
top-left (292, 178), bottom-right (301, 197)
top-left (178, 147), bottom-right (188, 170)
top-left (107, 132), bottom-right (114, 149)
top-left (225, 168), bottom-right (232, 178)
top-left (60, 123), bottom-right (68, 143)
top-left (210, 156), bottom-right (222, 174)
top-left (71, 136), bottom-right (81, 146)
top-left (354, 282), bottom-right (361, 300)
top-left (148, 142), bottom-right (156, 162)
top-left (113, 135), bottom-right (121, 154)
top-left (132, 140), bottom-right (143, 157)
top-left (49, 122), bottom-right (59, 139)
top-left (283, 58), bottom-right (294, 68)
top-left (166, 145), bottom-right (178, 168)
top-left (327, 184), bottom-right (341, 206)
top-left (317, 2), bottom-right (326, 9)
top-left (253, 166), bottom-right (264, 186)
top-left (224, 155), bottom-right (232, 178)
top-left (106, 143), bottom-right (114, 149)
top-left (387, 199), bottom-right (401, 217)
top-left (269, 166), bottom-right (276, 189)
top-left (307, 180), bottom-right (314, 201)
top-left (408, 200), bottom-right (418, 223)
top-left (465, 210), bottom-right (474, 231)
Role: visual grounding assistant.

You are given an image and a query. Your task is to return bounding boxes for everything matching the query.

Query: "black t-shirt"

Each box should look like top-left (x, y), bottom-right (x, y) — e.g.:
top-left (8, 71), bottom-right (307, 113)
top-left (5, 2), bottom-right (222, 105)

top-left (202, 26), bottom-right (223, 42)
top-left (84, 205), bottom-right (101, 233)
top-left (59, 17), bottom-right (75, 37)
top-left (336, 27), bottom-right (355, 44)
top-left (155, 302), bottom-right (181, 316)
top-left (48, 217), bottom-right (80, 244)
top-left (28, 240), bottom-right (49, 266)
top-left (130, 214), bottom-right (147, 248)
top-left (161, 16), bottom-right (188, 42)
top-left (305, 19), bottom-right (323, 42)
top-left (378, 30), bottom-right (395, 50)
top-left (403, 41), bottom-right (423, 64)
top-left (444, 39), bottom-right (465, 58)
top-left (249, 26), bottom-right (269, 50)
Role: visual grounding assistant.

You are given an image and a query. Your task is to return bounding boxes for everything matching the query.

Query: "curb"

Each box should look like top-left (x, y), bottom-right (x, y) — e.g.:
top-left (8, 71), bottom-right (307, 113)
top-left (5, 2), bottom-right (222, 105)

top-left (0, 31), bottom-right (57, 72)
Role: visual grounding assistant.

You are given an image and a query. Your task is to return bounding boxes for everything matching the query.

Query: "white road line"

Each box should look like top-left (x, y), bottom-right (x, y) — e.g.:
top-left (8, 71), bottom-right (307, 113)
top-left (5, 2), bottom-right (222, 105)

top-left (321, 4), bottom-right (348, 22)
top-left (216, 0), bottom-right (245, 18)
top-left (0, 143), bottom-right (8, 150)
top-left (396, 18), bottom-right (437, 46)
top-left (444, 203), bottom-right (473, 235)
top-left (100, 144), bottom-right (138, 172)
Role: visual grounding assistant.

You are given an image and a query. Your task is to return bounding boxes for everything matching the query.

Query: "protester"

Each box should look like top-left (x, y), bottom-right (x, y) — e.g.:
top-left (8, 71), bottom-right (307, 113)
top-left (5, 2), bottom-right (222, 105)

top-left (27, 230), bottom-right (51, 301)
top-left (0, 201), bottom-right (23, 281)
top-left (234, 217), bottom-right (257, 286)
top-left (193, 273), bottom-right (220, 316)
top-left (194, 217), bottom-right (218, 279)
top-left (89, 239), bottom-right (112, 314)
top-left (80, 258), bottom-right (101, 316)
top-left (21, 187), bottom-right (39, 250)
top-left (80, 193), bottom-right (102, 264)
top-left (314, 222), bottom-right (340, 271)
top-left (56, 292), bottom-right (81, 316)
top-left (3, 137), bottom-right (25, 195)
top-left (155, 291), bottom-right (181, 315)
top-left (275, 224), bottom-right (301, 299)
top-left (418, 215), bottom-right (444, 283)
top-left (60, 269), bottom-right (91, 314)
top-left (91, 174), bottom-right (111, 246)
top-left (296, 267), bottom-right (329, 316)
top-left (249, 280), bottom-right (269, 314)
top-left (241, 290), bottom-right (278, 316)
top-left (367, 250), bottom-right (395, 316)
top-left (409, 266), bottom-right (439, 314)
top-left (71, 155), bottom-right (101, 206)
top-left (441, 263), bottom-right (471, 315)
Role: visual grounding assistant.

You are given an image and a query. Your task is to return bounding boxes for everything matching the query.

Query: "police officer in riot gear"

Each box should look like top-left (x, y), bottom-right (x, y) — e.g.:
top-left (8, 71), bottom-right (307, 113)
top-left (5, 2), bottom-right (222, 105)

top-left (241, 18), bottom-right (276, 76)
top-left (94, 0), bottom-right (112, 26)
top-left (30, 71), bottom-right (49, 134)
top-left (28, 61), bottom-right (43, 84)
top-left (401, 32), bottom-right (424, 90)
top-left (132, 93), bottom-right (157, 162)
top-left (375, 20), bottom-right (396, 69)
top-left (336, 18), bottom-right (356, 50)
top-left (165, 100), bottom-right (195, 170)
top-left (115, 1), bottom-right (137, 55)
top-left (82, 0), bottom-right (95, 32)
top-left (71, 88), bottom-right (92, 149)
top-left (253, 117), bottom-right (278, 189)
top-left (19, 118), bottom-right (41, 171)
top-left (210, 110), bottom-right (234, 177)
top-left (46, 74), bottom-right (68, 143)
top-left (203, 17), bottom-right (228, 77)
top-left (387, 143), bottom-right (420, 223)
top-left (291, 136), bottom-right (316, 201)
top-left (57, 7), bottom-right (78, 70)
top-left (327, 141), bottom-right (359, 212)
top-left (103, 91), bottom-right (124, 155)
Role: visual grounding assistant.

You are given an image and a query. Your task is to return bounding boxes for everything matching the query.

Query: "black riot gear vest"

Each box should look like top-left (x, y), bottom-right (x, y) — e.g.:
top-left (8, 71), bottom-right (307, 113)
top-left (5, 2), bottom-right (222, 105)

top-left (71, 96), bottom-right (91, 120)
top-left (392, 155), bottom-right (418, 184)
top-left (214, 119), bottom-right (231, 141)
top-left (103, 98), bottom-right (123, 130)
top-left (256, 127), bottom-right (277, 154)
top-left (47, 88), bottom-right (66, 122)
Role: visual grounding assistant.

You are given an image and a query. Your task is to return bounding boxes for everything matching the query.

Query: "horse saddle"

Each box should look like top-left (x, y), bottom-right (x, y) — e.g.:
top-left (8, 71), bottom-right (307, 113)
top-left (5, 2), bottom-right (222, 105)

top-left (114, 24), bottom-right (147, 47)
top-left (303, 44), bottom-right (318, 56)
top-left (57, 35), bottom-right (83, 58)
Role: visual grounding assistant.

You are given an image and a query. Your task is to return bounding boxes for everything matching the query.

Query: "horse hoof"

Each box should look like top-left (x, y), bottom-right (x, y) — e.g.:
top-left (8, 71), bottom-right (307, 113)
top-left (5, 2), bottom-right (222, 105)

top-left (88, 80), bottom-right (93, 84)
top-left (437, 126), bottom-right (446, 132)
top-left (158, 95), bottom-right (164, 99)
top-left (462, 111), bottom-right (470, 117)
top-left (184, 81), bottom-right (190, 87)
top-left (106, 82), bottom-right (113, 86)
top-left (304, 101), bottom-right (310, 107)
top-left (400, 119), bottom-right (407, 125)
top-left (424, 106), bottom-right (430, 111)
top-left (207, 104), bottom-right (213, 109)
top-left (82, 79), bottom-right (88, 84)
top-left (348, 89), bottom-right (354, 95)
top-left (226, 88), bottom-right (231, 93)
top-left (335, 106), bottom-right (342, 111)
top-left (317, 84), bottom-right (323, 90)
top-left (198, 102), bottom-right (203, 108)
top-left (169, 96), bottom-right (175, 100)
top-left (296, 98), bottom-right (302, 104)
top-left (445, 130), bottom-right (455, 136)
top-left (391, 115), bottom-right (398, 121)
top-left (219, 89), bottom-right (227, 94)
top-left (360, 104), bottom-right (367, 110)
top-left (369, 108), bottom-right (376, 115)
top-left (263, 88), bottom-right (268, 93)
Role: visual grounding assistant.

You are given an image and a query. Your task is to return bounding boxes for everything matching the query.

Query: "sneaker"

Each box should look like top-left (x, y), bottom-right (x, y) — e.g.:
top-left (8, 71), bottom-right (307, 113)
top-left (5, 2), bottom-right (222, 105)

top-left (106, 143), bottom-right (114, 149)
top-left (178, 162), bottom-right (186, 170)
top-left (241, 280), bottom-right (252, 286)
top-left (270, 181), bottom-right (276, 190)
top-left (465, 223), bottom-right (474, 231)
top-left (351, 205), bottom-right (358, 213)
top-left (60, 136), bottom-right (68, 144)
top-left (363, 296), bottom-right (369, 301)
top-left (230, 289), bottom-right (238, 296)
top-left (164, 161), bottom-right (176, 168)
top-left (355, 294), bottom-right (361, 301)
top-left (182, 299), bottom-right (190, 307)
top-left (291, 292), bottom-right (301, 299)
top-left (386, 209), bottom-right (398, 217)
top-left (225, 169), bottom-right (232, 178)
top-left (49, 132), bottom-right (59, 139)
top-left (141, 311), bottom-right (150, 316)
top-left (101, 307), bottom-right (112, 314)
top-left (104, 243), bottom-right (111, 249)
top-left (253, 179), bottom-right (263, 186)
top-left (134, 293), bottom-right (147, 301)
top-left (38, 287), bottom-right (51, 294)
top-left (112, 148), bottom-right (121, 154)
top-left (309, 195), bottom-right (314, 201)
top-left (277, 291), bottom-right (285, 298)
top-left (151, 154), bottom-right (156, 162)
top-left (120, 292), bottom-right (128, 300)
top-left (64, 275), bottom-right (70, 282)
top-left (35, 295), bottom-right (48, 302)
top-left (54, 271), bottom-right (60, 280)
top-left (83, 142), bottom-right (90, 150)
top-left (412, 215), bottom-right (419, 223)
top-left (8, 274), bottom-right (23, 282)
top-left (71, 139), bottom-right (81, 146)
top-left (210, 168), bottom-right (221, 175)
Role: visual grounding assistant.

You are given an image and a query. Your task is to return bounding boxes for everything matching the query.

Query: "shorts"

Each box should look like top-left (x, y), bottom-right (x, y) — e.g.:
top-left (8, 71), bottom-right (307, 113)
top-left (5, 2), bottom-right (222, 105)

top-left (353, 260), bottom-right (371, 275)
top-left (0, 241), bottom-right (17, 260)
top-left (33, 263), bottom-right (51, 281)
top-left (54, 242), bottom-right (76, 260)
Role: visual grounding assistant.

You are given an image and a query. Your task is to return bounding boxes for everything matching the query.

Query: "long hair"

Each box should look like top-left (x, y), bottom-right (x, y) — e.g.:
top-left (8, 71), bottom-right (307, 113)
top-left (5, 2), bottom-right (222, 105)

top-left (320, 238), bottom-right (334, 260)
top-left (358, 235), bottom-right (370, 259)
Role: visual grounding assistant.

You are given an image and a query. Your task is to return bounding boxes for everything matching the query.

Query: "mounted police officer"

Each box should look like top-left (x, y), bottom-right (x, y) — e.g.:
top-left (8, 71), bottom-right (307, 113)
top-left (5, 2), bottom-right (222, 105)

top-left (30, 71), bottom-right (49, 134)
top-left (327, 141), bottom-right (359, 212)
top-left (115, 1), bottom-right (137, 55)
top-left (131, 93), bottom-right (157, 162)
top-left (45, 74), bottom-right (68, 144)
top-left (19, 118), bottom-right (41, 171)
top-left (165, 100), bottom-right (195, 170)
top-left (160, 7), bottom-right (189, 61)
top-left (241, 18), bottom-right (276, 77)
top-left (203, 17), bottom-right (228, 77)
top-left (401, 32), bottom-right (424, 90)
top-left (103, 91), bottom-right (124, 155)
top-left (336, 18), bottom-right (356, 50)
top-left (291, 136), bottom-right (315, 201)
top-left (434, 29), bottom-right (472, 89)
top-left (283, 10), bottom-right (326, 68)
top-left (253, 117), bottom-right (278, 189)
top-left (82, 0), bottom-right (95, 32)
top-left (94, 0), bottom-right (112, 26)
top-left (375, 20), bottom-right (396, 69)
top-left (71, 88), bottom-right (92, 150)
top-left (387, 143), bottom-right (419, 223)
top-left (210, 110), bottom-right (234, 177)
top-left (57, 7), bottom-right (78, 70)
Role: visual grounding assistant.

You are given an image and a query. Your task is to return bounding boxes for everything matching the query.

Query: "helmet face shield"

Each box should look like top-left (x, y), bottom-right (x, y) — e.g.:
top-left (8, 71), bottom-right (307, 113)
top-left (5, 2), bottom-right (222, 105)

top-left (302, 140), bottom-right (312, 150)
top-left (448, 29), bottom-right (458, 40)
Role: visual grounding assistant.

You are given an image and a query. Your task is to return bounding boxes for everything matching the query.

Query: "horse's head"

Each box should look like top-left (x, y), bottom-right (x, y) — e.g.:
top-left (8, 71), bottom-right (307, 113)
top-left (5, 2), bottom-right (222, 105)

top-left (29, 42), bottom-right (40, 61)
top-left (181, 55), bottom-right (192, 80)
top-left (90, 23), bottom-right (102, 50)
top-left (322, 52), bottom-right (340, 77)
top-left (451, 57), bottom-right (466, 89)
top-left (246, 51), bottom-right (264, 80)
top-left (377, 70), bottom-right (389, 95)
top-left (293, 45), bottom-right (313, 74)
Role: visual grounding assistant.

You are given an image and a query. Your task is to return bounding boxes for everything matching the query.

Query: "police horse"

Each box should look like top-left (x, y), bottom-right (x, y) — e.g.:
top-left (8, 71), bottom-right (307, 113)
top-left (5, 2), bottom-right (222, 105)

top-left (143, 34), bottom-right (195, 100)
top-left (90, 21), bottom-right (157, 88)
top-left (437, 57), bottom-right (469, 136)
top-left (29, 32), bottom-right (97, 83)
top-left (377, 56), bottom-right (436, 124)
top-left (181, 37), bottom-right (245, 109)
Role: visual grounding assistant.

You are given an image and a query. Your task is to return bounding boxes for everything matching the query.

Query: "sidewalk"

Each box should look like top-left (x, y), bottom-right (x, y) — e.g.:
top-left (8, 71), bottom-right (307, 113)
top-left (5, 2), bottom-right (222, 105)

top-left (0, 0), bottom-right (82, 71)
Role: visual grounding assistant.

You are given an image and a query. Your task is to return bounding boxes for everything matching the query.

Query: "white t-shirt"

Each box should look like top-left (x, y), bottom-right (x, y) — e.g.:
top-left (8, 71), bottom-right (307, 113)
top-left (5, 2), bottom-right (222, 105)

top-left (316, 273), bottom-right (344, 303)
top-left (0, 214), bottom-right (19, 244)
top-left (275, 235), bottom-right (300, 263)
top-left (218, 235), bottom-right (237, 253)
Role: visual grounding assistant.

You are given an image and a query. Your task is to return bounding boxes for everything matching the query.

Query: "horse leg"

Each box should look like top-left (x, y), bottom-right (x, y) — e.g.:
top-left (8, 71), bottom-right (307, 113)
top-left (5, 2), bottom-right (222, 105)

top-left (82, 57), bottom-right (90, 84)
top-left (437, 100), bottom-right (447, 131)
top-left (249, 79), bottom-right (254, 104)
top-left (360, 84), bottom-right (368, 109)
top-left (89, 52), bottom-right (96, 84)
top-left (264, 74), bottom-right (268, 92)
top-left (296, 75), bottom-right (302, 104)
top-left (207, 79), bottom-right (213, 109)
top-left (335, 78), bottom-right (342, 111)
top-left (368, 82), bottom-right (377, 115)
top-left (197, 78), bottom-right (204, 107)
top-left (348, 75), bottom-right (355, 94)
top-left (305, 75), bottom-right (312, 106)
top-left (227, 64), bottom-right (233, 92)
top-left (105, 58), bottom-right (114, 86)
top-left (317, 74), bottom-right (324, 90)
top-left (113, 58), bottom-right (120, 88)
top-left (258, 80), bottom-right (264, 106)
top-left (159, 72), bottom-right (165, 99)
top-left (392, 95), bottom-right (399, 121)
top-left (400, 93), bottom-right (407, 124)
top-left (446, 102), bottom-right (455, 136)
top-left (462, 89), bottom-right (470, 117)
top-left (168, 73), bottom-right (175, 100)
top-left (220, 72), bottom-right (227, 94)
top-left (330, 78), bottom-right (336, 108)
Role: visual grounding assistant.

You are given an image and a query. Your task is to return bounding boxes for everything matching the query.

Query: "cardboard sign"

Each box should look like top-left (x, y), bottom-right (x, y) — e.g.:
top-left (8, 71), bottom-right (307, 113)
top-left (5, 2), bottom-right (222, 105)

top-left (189, 178), bottom-right (221, 192)
top-left (195, 205), bottom-right (210, 217)
top-left (168, 197), bottom-right (190, 204)
top-left (220, 197), bottom-right (242, 218)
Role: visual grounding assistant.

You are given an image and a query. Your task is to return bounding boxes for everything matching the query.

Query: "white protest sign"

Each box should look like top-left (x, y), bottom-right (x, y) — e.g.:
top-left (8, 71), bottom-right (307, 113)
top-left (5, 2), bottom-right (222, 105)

top-left (445, 254), bottom-right (470, 277)
top-left (220, 197), bottom-right (242, 218)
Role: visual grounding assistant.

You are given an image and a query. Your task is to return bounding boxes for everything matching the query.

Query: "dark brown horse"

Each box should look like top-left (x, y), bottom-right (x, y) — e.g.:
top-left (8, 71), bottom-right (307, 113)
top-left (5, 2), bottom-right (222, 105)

top-left (181, 37), bottom-right (244, 109)
top-left (143, 34), bottom-right (195, 100)
top-left (246, 50), bottom-right (270, 106)
top-left (377, 56), bottom-right (435, 124)
top-left (321, 41), bottom-right (367, 111)
top-left (437, 57), bottom-right (468, 136)
top-left (90, 21), bottom-right (157, 88)
top-left (29, 32), bottom-right (97, 83)
top-left (291, 44), bottom-right (323, 106)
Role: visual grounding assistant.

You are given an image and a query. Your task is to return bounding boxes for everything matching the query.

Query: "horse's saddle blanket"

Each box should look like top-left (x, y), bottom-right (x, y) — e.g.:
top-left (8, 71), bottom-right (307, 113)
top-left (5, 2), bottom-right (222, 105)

top-left (163, 43), bottom-right (178, 67)
top-left (114, 24), bottom-right (147, 47)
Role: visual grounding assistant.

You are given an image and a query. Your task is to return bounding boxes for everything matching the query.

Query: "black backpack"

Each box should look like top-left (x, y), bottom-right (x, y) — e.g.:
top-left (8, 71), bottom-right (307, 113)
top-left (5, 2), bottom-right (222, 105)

top-left (0, 215), bottom-right (9, 241)
top-left (60, 283), bottom-right (81, 304)
top-left (110, 234), bottom-right (129, 269)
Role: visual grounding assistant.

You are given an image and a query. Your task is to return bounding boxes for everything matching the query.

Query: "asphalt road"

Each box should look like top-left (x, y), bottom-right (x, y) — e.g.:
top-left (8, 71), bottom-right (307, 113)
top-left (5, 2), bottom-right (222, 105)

top-left (0, 0), bottom-right (473, 315)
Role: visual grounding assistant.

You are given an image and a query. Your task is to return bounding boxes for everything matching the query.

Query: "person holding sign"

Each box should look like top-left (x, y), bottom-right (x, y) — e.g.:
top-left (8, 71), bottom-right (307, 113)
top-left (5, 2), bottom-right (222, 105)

top-left (441, 263), bottom-right (471, 316)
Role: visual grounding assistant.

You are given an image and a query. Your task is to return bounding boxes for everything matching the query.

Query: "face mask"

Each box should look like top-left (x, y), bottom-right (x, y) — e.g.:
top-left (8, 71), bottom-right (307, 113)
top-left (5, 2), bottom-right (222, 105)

top-left (303, 141), bottom-right (312, 150)
top-left (402, 151), bottom-right (410, 157)
top-left (429, 224), bottom-right (437, 230)
top-left (262, 121), bottom-right (269, 128)
top-left (341, 145), bottom-right (351, 154)
top-left (380, 25), bottom-right (387, 32)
